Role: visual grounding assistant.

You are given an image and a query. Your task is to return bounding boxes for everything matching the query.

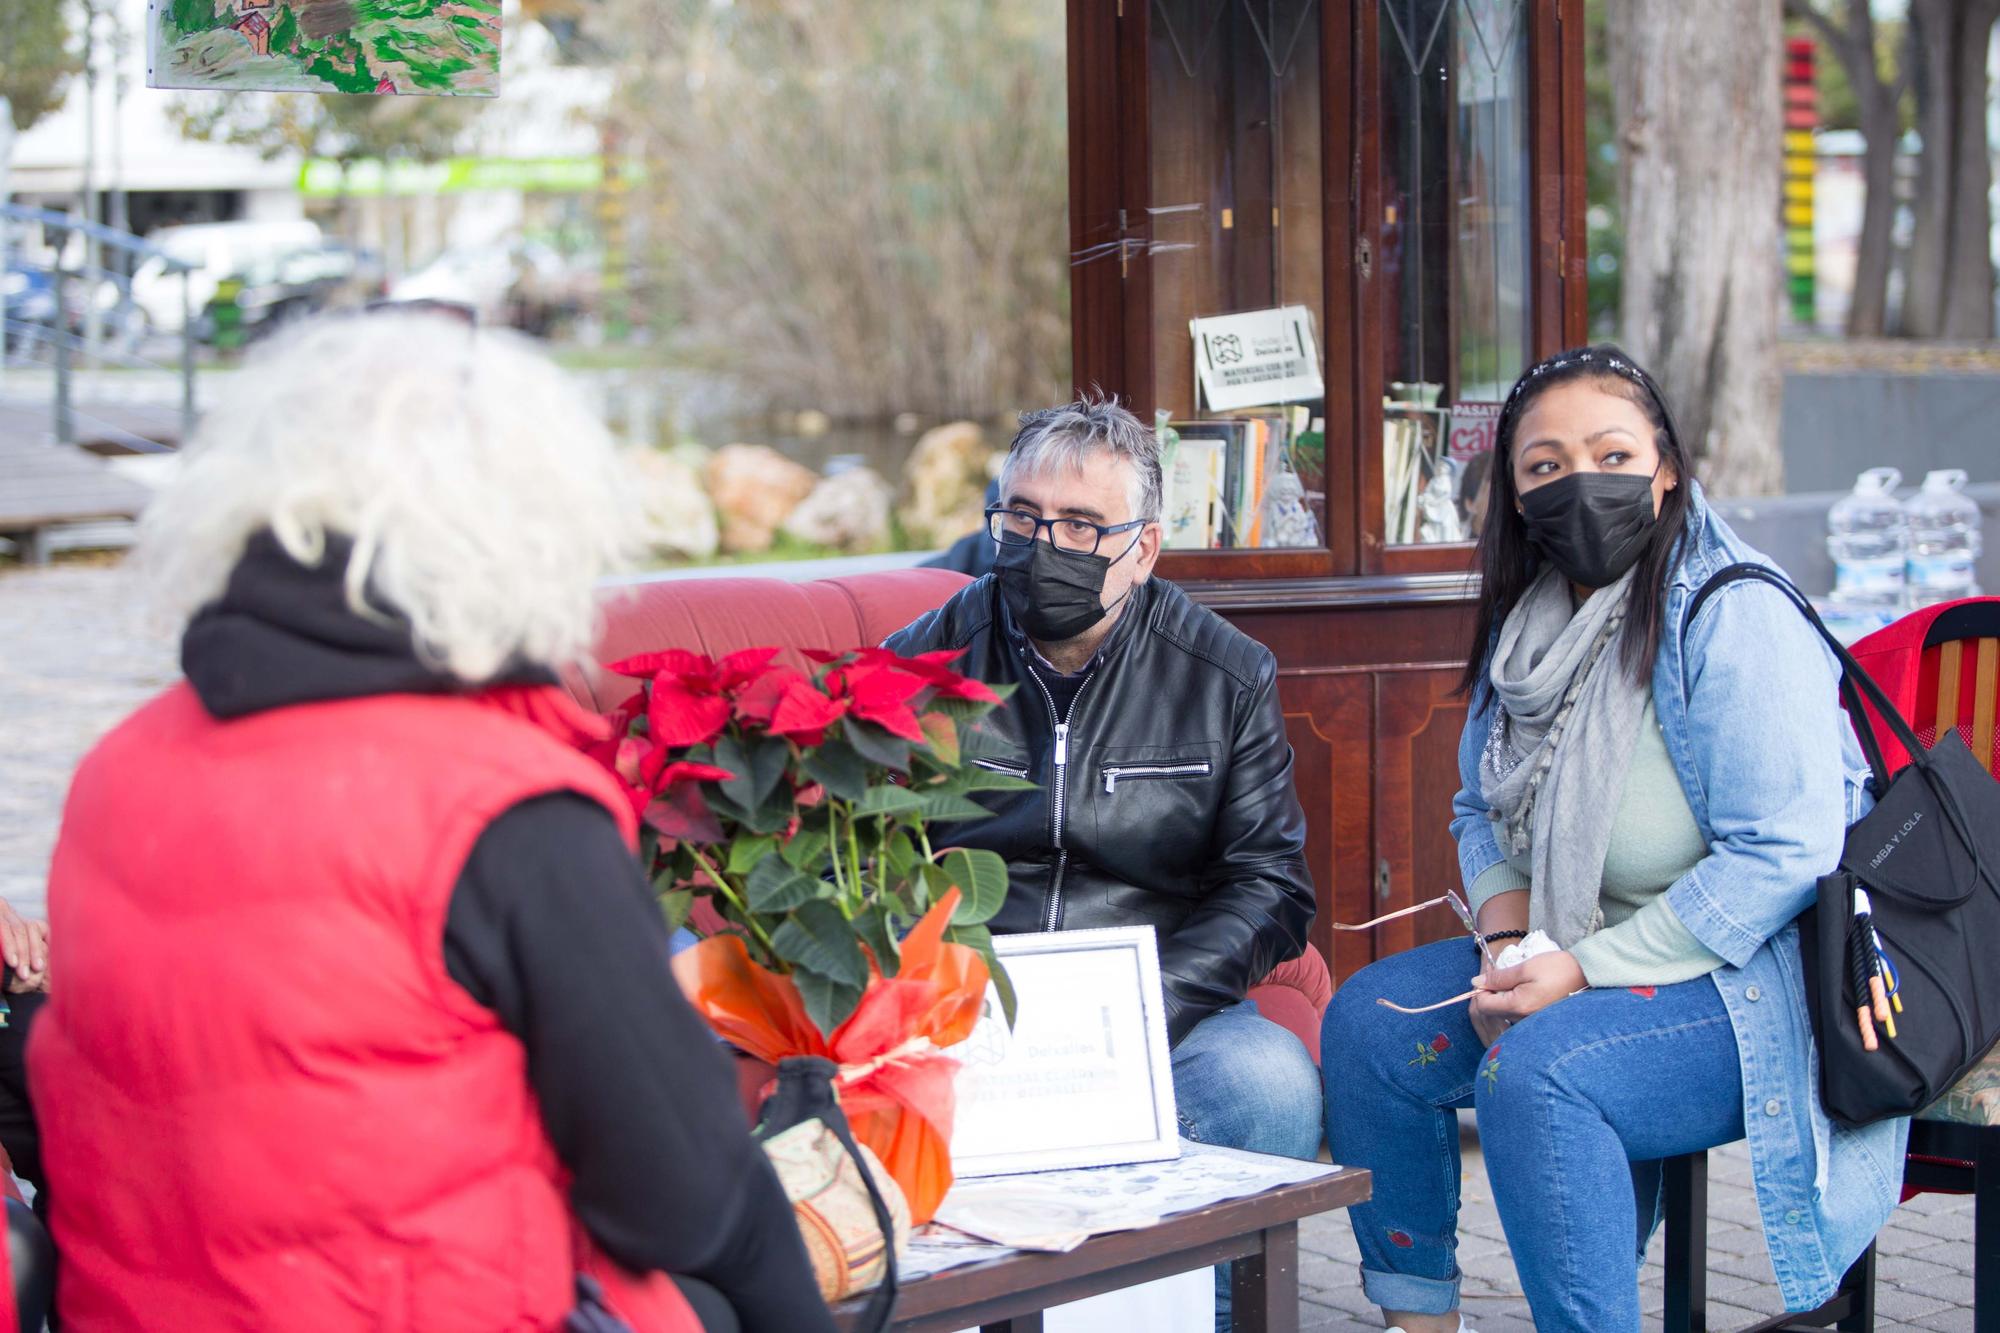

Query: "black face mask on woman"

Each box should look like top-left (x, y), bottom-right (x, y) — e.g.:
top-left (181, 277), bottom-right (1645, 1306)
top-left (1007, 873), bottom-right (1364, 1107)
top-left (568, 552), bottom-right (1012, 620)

top-left (994, 533), bottom-right (1140, 643)
top-left (1519, 470), bottom-right (1660, 589)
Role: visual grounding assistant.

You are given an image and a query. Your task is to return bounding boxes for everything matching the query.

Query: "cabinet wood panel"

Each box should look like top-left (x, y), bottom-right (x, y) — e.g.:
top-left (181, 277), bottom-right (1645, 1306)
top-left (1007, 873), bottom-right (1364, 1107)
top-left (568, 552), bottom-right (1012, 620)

top-left (1274, 670), bottom-right (1373, 981)
top-left (1373, 668), bottom-right (1473, 964)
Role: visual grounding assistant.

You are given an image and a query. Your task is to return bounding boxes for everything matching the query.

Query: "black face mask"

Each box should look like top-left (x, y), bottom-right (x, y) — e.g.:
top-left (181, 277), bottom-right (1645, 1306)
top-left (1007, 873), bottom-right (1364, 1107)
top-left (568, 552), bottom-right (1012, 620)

top-left (1519, 470), bottom-right (1660, 589)
top-left (994, 535), bottom-right (1138, 643)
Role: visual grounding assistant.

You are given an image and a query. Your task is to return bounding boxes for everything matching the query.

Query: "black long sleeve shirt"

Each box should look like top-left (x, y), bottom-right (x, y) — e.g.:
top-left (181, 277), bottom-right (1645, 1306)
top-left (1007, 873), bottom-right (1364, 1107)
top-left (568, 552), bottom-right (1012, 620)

top-left (181, 531), bottom-right (835, 1333)
top-left (444, 794), bottom-right (835, 1333)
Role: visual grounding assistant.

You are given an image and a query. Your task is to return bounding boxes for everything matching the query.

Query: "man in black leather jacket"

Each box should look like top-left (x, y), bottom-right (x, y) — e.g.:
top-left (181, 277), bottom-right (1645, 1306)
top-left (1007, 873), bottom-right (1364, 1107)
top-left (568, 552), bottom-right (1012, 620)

top-left (885, 397), bottom-right (1322, 1218)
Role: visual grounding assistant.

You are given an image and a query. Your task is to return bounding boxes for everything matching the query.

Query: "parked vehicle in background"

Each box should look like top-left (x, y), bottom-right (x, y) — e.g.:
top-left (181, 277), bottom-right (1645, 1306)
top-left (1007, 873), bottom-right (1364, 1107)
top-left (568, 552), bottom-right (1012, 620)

top-left (2, 263), bottom-right (60, 354)
top-left (388, 241), bottom-right (592, 336)
top-left (130, 220), bottom-right (324, 335)
top-left (203, 245), bottom-right (388, 348)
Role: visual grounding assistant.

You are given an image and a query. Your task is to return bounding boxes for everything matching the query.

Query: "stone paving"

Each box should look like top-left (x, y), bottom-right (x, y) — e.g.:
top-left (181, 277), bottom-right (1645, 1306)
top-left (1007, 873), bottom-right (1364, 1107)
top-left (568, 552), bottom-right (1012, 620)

top-left (0, 559), bottom-right (179, 914)
top-left (0, 559), bottom-right (1984, 1331)
top-left (1298, 1127), bottom-right (1981, 1332)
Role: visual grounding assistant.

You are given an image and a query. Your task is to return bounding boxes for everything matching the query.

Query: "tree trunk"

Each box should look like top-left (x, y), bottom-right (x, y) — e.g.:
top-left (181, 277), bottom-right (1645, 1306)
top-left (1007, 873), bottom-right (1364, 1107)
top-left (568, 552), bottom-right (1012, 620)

top-left (1783, 0), bottom-right (1902, 338)
top-left (1940, 1), bottom-right (1997, 336)
top-left (1849, 87), bottom-right (1899, 337)
top-left (1614, 0), bottom-right (1785, 496)
top-left (1901, 0), bottom-right (1999, 338)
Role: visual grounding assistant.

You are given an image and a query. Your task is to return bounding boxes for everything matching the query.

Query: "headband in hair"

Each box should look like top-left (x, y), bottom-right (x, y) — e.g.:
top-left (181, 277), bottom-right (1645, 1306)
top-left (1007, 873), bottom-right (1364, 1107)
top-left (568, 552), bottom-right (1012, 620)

top-left (1497, 346), bottom-right (1675, 451)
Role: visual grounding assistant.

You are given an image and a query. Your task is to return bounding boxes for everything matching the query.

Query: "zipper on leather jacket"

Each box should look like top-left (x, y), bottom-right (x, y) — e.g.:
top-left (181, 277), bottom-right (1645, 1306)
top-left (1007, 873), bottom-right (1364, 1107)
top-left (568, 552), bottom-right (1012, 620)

top-left (970, 756), bottom-right (1031, 777)
top-left (1101, 761), bottom-right (1211, 794)
top-left (1025, 665), bottom-right (1096, 932)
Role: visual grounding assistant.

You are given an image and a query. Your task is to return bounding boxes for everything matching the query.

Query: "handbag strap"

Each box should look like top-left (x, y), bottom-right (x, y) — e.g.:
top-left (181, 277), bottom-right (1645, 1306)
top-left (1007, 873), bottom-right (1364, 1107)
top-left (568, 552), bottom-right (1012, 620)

top-left (1681, 564), bottom-right (1925, 791)
top-left (821, 1109), bottom-right (900, 1333)
top-left (753, 1057), bottom-right (900, 1332)
top-left (1683, 563), bottom-right (1990, 909)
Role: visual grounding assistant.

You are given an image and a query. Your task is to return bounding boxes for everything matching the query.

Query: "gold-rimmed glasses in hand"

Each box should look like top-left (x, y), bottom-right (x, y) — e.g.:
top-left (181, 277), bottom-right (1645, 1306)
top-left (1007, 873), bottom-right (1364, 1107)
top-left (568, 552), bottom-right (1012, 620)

top-left (1332, 887), bottom-right (1497, 1014)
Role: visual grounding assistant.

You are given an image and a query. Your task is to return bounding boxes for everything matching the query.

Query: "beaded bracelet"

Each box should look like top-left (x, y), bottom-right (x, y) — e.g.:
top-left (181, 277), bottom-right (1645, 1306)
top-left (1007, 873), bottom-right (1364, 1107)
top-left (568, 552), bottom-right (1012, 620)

top-left (1478, 929), bottom-right (1529, 947)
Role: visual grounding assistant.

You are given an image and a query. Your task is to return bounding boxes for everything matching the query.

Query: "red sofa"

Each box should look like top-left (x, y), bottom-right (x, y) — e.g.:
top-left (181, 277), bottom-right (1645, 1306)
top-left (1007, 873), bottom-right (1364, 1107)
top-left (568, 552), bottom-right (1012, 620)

top-left (571, 567), bottom-right (1333, 1063)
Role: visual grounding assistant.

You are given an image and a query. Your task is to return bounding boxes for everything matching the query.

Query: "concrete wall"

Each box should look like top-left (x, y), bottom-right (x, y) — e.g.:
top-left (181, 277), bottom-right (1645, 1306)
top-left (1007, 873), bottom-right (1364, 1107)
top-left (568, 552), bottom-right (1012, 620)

top-left (1781, 372), bottom-right (2000, 493)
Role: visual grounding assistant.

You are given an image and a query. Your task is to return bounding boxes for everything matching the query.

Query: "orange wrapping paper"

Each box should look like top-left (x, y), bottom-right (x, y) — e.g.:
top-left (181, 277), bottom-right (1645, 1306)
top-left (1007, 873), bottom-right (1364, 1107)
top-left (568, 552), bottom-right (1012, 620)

top-left (671, 890), bottom-right (989, 1224)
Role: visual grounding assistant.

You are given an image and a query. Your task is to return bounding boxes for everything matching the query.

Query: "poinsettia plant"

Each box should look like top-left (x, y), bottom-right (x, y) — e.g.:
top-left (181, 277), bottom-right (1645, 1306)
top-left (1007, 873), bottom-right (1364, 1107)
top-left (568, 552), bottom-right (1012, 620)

top-left (587, 644), bottom-right (1033, 1038)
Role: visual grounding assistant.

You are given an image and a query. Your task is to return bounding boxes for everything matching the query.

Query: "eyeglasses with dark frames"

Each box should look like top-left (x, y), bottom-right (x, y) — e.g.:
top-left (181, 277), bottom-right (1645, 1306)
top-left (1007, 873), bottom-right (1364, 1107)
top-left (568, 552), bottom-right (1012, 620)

top-left (985, 507), bottom-right (1152, 556)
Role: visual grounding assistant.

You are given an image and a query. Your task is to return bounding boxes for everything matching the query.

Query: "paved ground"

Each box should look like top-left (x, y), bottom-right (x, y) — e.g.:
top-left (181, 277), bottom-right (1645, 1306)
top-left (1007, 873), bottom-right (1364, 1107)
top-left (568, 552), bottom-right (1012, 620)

top-left (0, 559), bottom-right (1983, 1331)
top-left (0, 559), bottom-right (178, 914)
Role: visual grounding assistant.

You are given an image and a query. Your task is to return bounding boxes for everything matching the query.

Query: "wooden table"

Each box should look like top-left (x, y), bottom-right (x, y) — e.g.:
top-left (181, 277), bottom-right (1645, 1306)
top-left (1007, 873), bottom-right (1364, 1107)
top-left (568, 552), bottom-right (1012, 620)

top-left (833, 1166), bottom-right (1370, 1333)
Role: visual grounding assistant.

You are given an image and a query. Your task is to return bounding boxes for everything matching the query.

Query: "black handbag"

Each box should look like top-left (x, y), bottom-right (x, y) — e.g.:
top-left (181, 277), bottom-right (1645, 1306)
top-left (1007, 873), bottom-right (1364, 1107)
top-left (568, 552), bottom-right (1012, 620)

top-left (1686, 565), bottom-right (2000, 1126)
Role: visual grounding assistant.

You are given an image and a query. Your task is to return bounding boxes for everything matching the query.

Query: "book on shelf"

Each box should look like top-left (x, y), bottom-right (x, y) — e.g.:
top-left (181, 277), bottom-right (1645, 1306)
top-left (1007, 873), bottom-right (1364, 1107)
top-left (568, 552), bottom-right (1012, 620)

top-left (1159, 406), bottom-right (1320, 550)
top-left (1161, 421), bottom-right (1242, 548)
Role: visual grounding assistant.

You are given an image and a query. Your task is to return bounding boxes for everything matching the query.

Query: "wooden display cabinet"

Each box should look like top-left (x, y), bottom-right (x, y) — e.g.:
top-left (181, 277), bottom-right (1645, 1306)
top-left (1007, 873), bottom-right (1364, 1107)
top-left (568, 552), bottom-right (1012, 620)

top-left (1066, 0), bottom-right (1587, 978)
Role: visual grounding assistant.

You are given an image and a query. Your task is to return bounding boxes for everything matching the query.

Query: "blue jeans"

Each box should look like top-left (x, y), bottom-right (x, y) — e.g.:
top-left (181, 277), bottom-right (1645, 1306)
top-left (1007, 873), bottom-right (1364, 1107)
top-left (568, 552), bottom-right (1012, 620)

top-left (1321, 939), bottom-right (1747, 1333)
top-left (1173, 999), bottom-right (1323, 1331)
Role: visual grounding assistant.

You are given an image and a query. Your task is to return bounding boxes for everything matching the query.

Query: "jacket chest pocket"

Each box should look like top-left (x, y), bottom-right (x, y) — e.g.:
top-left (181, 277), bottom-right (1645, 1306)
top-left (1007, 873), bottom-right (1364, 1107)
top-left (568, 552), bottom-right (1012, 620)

top-left (1099, 760), bottom-right (1211, 794)
top-left (1083, 747), bottom-right (1219, 873)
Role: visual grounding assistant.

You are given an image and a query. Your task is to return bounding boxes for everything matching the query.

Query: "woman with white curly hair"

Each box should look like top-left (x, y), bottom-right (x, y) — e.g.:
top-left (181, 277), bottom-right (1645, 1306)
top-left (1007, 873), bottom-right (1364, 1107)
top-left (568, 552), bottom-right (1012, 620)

top-left (28, 312), bottom-right (834, 1333)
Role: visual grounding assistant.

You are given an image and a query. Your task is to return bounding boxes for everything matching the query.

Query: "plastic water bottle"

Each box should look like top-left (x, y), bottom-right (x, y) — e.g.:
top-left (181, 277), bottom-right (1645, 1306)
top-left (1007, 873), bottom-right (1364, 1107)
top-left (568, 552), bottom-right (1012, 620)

top-left (1827, 467), bottom-right (1908, 615)
top-left (1905, 469), bottom-right (1984, 609)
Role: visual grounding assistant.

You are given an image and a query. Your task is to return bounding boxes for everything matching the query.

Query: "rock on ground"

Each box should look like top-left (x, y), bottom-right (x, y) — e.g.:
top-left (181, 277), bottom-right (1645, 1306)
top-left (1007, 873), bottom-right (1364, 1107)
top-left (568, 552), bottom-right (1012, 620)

top-left (624, 447), bottom-right (720, 561)
top-left (704, 444), bottom-right (819, 553)
top-left (782, 467), bottom-right (894, 553)
top-left (898, 421), bottom-right (994, 549)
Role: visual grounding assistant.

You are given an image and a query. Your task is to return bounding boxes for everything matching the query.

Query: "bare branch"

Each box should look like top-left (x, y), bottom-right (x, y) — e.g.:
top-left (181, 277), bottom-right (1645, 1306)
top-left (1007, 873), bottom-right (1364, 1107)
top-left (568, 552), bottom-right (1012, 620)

top-left (1785, 0), bottom-right (1865, 76)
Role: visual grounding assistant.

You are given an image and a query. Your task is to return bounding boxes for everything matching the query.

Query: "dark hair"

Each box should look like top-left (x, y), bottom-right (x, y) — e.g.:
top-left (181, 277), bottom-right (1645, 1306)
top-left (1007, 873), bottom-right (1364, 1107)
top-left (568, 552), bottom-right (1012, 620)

top-left (1457, 343), bottom-right (1696, 697)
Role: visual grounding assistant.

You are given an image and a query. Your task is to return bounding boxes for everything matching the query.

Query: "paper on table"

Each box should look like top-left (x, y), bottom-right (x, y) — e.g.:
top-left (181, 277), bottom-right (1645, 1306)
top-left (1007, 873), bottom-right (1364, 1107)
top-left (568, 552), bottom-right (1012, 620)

top-left (907, 1141), bottom-right (1343, 1270)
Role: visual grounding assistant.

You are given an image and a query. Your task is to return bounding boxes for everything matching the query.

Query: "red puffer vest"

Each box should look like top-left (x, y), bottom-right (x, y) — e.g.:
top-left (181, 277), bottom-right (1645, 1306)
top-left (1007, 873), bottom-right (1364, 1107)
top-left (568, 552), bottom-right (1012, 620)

top-left (29, 683), bottom-right (698, 1332)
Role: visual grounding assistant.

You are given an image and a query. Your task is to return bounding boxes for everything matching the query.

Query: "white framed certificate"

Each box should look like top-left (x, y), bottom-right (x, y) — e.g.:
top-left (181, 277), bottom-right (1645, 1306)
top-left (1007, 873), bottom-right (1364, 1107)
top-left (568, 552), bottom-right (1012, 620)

top-left (945, 927), bottom-right (1180, 1178)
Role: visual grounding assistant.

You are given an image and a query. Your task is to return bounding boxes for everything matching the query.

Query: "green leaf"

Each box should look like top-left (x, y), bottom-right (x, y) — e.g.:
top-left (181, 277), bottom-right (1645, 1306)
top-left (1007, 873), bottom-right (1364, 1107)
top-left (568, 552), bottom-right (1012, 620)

top-left (770, 900), bottom-right (867, 989)
top-left (746, 853), bottom-right (821, 912)
top-left (952, 767), bottom-right (1041, 793)
top-left (726, 834), bottom-right (779, 876)
top-left (743, 787), bottom-right (797, 836)
top-left (938, 847), bottom-right (1009, 924)
top-left (947, 923), bottom-right (1017, 1029)
top-left (795, 967), bottom-right (864, 1039)
top-left (659, 887), bottom-right (695, 935)
top-left (918, 712), bottom-right (960, 766)
top-left (853, 786), bottom-right (926, 818)
top-left (781, 824), bottom-right (832, 872)
top-left (844, 719), bottom-right (911, 771)
top-left (915, 790), bottom-right (998, 823)
top-left (853, 904), bottom-right (901, 978)
top-left (882, 830), bottom-right (919, 884)
top-left (802, 741), bottom-right (870, 801)
top-left (929, 682), bottom-right (1017, 720)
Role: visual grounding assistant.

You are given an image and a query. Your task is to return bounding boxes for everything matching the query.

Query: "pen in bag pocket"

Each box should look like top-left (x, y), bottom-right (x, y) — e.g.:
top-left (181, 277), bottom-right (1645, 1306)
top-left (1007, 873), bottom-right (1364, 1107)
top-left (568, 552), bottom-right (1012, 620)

top-left (1854, 888), bottom-right (1896, 1039)
top-left (1873, 929), bottom-right (1903, 1015)
top-left (1848, 892), bottom-right (1879, 1051)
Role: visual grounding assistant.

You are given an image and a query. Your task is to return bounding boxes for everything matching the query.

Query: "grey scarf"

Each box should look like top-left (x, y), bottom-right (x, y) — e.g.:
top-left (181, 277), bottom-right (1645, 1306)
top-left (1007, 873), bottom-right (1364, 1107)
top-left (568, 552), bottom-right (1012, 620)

top-left (1477, 566), bottom-right (1650, 949)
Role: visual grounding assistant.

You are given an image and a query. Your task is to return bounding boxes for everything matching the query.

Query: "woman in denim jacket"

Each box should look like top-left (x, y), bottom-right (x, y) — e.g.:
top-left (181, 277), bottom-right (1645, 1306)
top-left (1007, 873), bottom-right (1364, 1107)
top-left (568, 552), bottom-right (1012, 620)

top-left (1320, 347), bottom-right (1907, 1333)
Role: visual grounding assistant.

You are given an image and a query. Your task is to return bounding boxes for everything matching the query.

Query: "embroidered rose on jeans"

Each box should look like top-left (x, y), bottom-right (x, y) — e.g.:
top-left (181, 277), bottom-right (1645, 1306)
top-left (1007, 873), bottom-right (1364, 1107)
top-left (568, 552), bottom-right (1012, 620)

top-left (1407, 1033), bottom-right (1453, 1067)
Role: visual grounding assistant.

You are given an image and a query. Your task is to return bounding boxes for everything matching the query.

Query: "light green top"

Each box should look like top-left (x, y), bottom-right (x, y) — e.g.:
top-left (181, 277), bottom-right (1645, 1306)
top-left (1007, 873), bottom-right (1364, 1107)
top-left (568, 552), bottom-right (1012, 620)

top-left (1467, 701), bottom-right (1725, 988)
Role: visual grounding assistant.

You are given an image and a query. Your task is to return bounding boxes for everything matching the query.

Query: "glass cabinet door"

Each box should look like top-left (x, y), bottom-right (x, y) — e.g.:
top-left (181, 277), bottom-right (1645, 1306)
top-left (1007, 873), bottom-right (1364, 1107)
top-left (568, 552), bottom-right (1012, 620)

top-left (1144, 0), bottom-right (1332, 558)
top-left (1374, 0), bottom-right (1533, 552)
top-left (1066, 0), bottom-right (1581, 580)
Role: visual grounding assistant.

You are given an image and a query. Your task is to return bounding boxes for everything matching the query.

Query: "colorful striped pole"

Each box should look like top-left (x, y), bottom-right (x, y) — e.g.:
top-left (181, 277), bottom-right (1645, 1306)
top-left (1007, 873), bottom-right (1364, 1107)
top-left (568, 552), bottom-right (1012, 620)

top-left (1784, 37), bottom-right (1818, 327)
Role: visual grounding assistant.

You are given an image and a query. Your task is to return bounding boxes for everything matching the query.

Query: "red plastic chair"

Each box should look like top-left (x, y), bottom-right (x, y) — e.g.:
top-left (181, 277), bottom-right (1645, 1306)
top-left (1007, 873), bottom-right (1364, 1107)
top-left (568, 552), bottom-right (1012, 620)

top-left (1848, 597), bottom-right (2000, 1330)
top-left (1662, 598), bottom-right (2000, 1333)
